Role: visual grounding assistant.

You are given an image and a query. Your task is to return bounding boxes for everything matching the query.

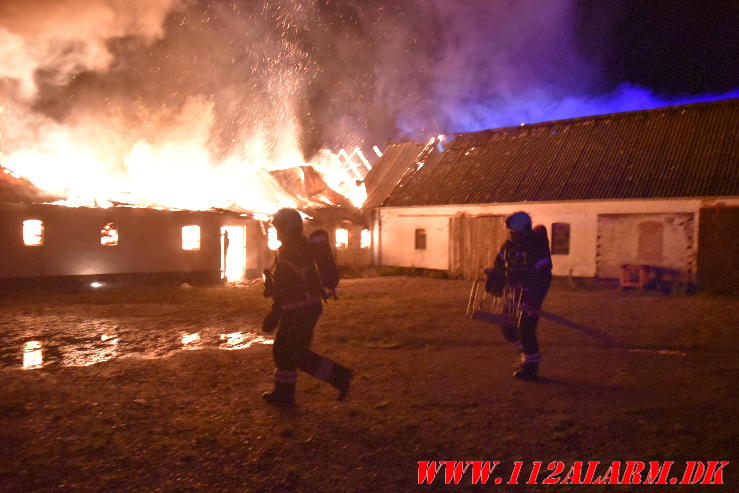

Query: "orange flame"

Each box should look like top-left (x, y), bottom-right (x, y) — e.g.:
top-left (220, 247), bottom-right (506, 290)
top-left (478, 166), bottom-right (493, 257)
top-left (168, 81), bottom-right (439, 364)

top-left (1, 96), bottom-right (372, 213)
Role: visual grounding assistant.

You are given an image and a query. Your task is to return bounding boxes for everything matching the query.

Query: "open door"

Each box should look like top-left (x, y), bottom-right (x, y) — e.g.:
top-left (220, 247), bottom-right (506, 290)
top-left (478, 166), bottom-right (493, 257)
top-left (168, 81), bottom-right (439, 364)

top-left (221, 226), bottom-right (246, 282)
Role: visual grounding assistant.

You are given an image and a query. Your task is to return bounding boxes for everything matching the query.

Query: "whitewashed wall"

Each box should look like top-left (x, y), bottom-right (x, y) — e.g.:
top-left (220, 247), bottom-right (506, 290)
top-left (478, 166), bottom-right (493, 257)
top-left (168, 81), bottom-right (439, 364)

top-left (376, 211), bottom-right (450, 270)
top-left (375, 196), bottom-right (738, 277)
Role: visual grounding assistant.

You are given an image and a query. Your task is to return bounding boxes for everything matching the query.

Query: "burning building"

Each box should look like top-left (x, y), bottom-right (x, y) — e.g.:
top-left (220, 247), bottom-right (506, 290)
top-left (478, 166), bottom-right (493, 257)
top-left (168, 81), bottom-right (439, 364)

top-left (0, 166), bottom-right (273, 288)
top-left (368, 99), bottom-right (739, 293)
top-left (0, 0), bottom-right (381, 286)
top-left (0, 142), bottom-right (376, 288)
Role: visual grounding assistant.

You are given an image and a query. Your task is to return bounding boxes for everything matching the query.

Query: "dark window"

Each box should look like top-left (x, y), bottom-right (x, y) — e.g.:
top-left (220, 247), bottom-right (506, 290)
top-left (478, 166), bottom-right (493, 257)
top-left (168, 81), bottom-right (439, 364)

top-left (415, 229), bottom-right (427, 250)
top-left (551, 222), bottom-right (570, 255)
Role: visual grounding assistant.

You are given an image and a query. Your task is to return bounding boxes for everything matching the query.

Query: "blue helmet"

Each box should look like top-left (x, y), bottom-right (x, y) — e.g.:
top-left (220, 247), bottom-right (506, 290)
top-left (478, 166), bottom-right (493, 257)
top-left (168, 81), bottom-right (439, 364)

top-left (505, 211), bottom-right (532, 232)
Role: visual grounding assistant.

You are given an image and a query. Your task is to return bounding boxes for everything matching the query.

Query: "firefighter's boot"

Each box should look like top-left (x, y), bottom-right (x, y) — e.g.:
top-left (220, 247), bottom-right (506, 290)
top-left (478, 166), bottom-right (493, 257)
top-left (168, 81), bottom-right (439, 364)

top-left (329, 365), bottom-right (353, 401)
top-left (513, 362), bottom-right (539, 380)
top-left (513, 352), bottom-right (540, 380)
top-left (263, 370), bottom-right (296, 407)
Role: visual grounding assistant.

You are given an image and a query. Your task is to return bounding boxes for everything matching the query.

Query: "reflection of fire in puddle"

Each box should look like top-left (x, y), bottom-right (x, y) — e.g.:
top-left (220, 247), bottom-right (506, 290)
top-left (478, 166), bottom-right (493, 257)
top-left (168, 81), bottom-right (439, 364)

top-left (181, 332), bottom-right (202, 350)
top-left (219, 332), bottom-right (273, 350)
top-left (8, 325), bottom-right (271, 370)
top-left (23, 341), bottom-right (43, 369)
top-left (61, 333), bottom-right (119, 367)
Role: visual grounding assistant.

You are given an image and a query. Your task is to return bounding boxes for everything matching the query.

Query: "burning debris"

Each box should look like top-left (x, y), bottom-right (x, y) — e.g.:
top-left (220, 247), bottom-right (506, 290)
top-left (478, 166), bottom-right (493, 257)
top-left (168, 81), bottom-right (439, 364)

top-left (0, 0), bottom-right (374, 215)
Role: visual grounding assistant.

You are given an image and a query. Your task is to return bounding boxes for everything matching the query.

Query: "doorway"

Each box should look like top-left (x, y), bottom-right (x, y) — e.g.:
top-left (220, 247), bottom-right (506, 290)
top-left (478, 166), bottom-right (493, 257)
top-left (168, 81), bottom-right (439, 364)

top-left (220, 226), bottom-right (246, 282)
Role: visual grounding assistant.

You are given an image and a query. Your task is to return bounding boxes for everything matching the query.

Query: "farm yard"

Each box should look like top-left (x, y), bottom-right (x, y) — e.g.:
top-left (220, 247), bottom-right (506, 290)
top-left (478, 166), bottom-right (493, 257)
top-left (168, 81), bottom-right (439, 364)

top-left (0, 276), bottom-right (737, 491)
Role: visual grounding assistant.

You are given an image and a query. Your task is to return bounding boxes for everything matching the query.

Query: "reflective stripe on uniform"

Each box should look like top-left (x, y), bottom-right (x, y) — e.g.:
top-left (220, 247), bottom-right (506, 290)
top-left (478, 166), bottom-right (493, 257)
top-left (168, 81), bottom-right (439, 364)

top-left (275, 369), bottom-right (297, 384)
top-left (535, 258), bottom-right (551, 270)
top-left (521, 352), bottom-right (540, 363)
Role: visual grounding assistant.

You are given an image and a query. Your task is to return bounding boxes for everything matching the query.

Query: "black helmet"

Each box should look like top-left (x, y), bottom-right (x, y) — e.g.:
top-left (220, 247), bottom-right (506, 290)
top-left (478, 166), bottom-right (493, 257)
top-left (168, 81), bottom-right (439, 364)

top-left (272, 208), bottom-right (303, 233)
top-left (505, 211), bottom-right (532, 231)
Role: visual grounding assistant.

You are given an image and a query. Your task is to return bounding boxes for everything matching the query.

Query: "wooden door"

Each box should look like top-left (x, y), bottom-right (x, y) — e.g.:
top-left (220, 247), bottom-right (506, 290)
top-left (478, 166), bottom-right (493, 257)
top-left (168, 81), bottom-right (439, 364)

top-left (448, 215), bottom-right (506, 280)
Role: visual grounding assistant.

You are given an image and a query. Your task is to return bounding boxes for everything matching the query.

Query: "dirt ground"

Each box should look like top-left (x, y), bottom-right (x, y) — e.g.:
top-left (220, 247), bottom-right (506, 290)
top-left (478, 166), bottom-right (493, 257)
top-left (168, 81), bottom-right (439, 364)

top-left (0, 277), bottom-right (737, 492)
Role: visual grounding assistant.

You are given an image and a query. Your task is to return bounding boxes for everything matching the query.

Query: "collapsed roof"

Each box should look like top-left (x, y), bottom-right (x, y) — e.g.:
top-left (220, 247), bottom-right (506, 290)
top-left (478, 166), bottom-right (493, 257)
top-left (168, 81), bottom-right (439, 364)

top-left (269, 166), bottom-right (354, 209)
top-left (0, 167), bottom-right (62, 204)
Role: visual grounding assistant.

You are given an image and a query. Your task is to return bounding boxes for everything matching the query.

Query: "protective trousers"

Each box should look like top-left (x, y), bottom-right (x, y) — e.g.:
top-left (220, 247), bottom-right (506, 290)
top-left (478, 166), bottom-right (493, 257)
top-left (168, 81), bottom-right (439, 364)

top-left (517, 279), bottom-right (550, 369)
top-left (271, 303), bottom-right (351, 401)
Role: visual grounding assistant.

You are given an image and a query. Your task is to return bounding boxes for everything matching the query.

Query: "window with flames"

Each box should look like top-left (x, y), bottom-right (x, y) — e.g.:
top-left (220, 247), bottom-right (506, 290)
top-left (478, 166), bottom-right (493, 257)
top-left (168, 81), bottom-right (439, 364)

top-left (23, 219), bottom-right (44, 246)
top-left (360, 229), bottom-right (371, 249)
top-left (100, 222), bottom-right (119, 246)
top-left (182, 225), bottom-right (201, 251)
top-left (335, 228), bottom-right (349, 249)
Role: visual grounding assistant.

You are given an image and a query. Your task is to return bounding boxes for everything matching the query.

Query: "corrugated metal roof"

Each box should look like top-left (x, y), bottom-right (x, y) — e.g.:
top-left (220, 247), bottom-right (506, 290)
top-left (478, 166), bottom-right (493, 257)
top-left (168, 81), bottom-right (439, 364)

top-left (382, 98), bottom-right (739, 207)
top-left (0, 166), bottom-right (62, 204)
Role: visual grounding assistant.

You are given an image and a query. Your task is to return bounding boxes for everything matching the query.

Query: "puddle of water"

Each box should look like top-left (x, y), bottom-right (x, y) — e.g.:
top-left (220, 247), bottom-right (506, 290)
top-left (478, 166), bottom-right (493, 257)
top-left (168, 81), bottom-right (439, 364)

top-left (219, 332), bottom-right (273, 350)
top-left (61, 333), bottom-right (120, 367)
top-left (3, 319), bottom-right (272, 370)
top-left (181, 332), bottom-right (202, 348)
top-left (22, 341), bottom-right (43, 369)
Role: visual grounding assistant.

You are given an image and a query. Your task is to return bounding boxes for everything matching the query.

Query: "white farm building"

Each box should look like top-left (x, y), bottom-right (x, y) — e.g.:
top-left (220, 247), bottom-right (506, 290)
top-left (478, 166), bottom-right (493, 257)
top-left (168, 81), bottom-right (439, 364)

top-left (363, 98), bottom-right (738, 293)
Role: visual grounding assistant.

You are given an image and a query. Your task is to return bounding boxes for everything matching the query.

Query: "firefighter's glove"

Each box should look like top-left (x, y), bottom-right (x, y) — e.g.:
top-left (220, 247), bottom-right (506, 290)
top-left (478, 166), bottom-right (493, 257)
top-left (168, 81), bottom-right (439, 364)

top-left (262, 310), bottom-right (280, 334)
top-left (320, 288), bottom-right (338, 301)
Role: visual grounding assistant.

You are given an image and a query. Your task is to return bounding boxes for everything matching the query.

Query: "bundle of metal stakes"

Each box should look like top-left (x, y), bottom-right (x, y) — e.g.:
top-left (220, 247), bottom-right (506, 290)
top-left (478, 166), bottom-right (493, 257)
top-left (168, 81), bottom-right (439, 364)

top-left (466, 279), bottom-right (524, 328)
top-left (467, 278), bottom-right (623, 349)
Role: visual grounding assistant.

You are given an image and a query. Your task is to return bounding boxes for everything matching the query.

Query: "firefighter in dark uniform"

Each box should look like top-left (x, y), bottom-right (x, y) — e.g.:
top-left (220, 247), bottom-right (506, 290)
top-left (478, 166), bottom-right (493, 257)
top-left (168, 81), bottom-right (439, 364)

top-left (485, 211), bottom-right (552, 380)
top-left (262, 208), bottom-right (353, 407)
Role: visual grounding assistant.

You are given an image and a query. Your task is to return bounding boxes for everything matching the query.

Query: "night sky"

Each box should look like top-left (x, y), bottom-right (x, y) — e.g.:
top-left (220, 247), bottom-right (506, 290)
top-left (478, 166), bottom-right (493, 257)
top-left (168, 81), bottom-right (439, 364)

top-left (576, 0), bottom-right (738, 96)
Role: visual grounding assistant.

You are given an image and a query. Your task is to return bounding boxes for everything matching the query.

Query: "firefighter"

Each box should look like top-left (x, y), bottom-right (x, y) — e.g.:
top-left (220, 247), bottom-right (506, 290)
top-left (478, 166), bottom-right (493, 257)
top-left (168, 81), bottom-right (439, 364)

top-left (485, 211), bottom-right (552, 380)
top-left (262, 208), bottom-right (353, 407)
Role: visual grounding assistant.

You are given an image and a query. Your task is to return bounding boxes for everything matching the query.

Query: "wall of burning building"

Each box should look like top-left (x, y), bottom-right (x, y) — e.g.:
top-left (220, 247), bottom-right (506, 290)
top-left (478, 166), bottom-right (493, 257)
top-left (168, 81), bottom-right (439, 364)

top-left (374, 211), bottom-right (450, 272)
top-left (0, 203), bottom-right (265, 286)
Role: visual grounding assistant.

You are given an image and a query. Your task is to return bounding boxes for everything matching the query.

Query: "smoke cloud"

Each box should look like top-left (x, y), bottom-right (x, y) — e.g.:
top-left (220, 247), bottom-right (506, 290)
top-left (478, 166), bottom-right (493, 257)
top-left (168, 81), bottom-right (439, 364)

top-left (0, 0), bottom-right (735, 189)
top-left (0, 0), bottom-right (179, 98)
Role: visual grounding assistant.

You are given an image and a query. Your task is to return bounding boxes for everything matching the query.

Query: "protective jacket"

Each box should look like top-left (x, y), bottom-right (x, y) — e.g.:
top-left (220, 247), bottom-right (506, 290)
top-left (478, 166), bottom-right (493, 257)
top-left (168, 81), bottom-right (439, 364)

top-left (486, 226), bottom-right (552, 306)
top-left (272, 235), bottom-right (324, 311)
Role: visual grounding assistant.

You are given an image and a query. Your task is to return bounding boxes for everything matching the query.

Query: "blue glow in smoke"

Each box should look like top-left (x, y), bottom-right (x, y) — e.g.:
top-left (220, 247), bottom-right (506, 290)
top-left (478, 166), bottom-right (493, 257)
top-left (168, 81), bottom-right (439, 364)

top-left (401, 85), bottom-right (739, 137)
